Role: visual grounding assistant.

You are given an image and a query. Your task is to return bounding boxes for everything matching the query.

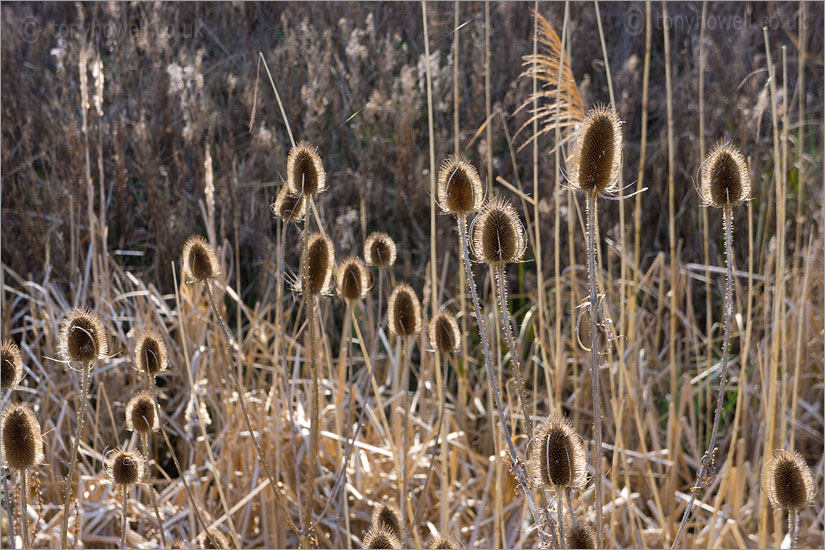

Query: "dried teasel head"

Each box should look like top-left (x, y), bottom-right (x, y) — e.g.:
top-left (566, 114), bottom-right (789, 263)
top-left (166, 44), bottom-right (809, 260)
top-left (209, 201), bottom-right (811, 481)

top-left (106, 448), bottom-right (145, 489)
top-left (134, 329), bottom-right (168, 376)
top-left (60, 308), bottom-right (108, 363)
top-left (471, 197), bottom-right (527, 264)
top-left (528, 413), bottom-right (587, 489)
top-left (567, 520), bottom-right (597, 549)
top-left (125, 390), bottom-right (158, 433)
top-left (297, 232), bottom-right (335, 296)
top-left (371, 503), bottom-right (403, 540)
top-left (700, 140), bottom-right (750, 208)
top-left (183, 235), bottom-right (220, 283)
top-left (286, 141), bottom-right (326, 197)
top-left (429, 310), bottom-right (460, 353)
top-left (337, 256), bottom-right (370, 302)
top-left (1, 339), bottom-right (23, 390)
top-left (427, 534), bottom-right (462, 549)
top-left (196, 530), bottom-right (231, 549)
top-left (568, 104), bottom-right (622, 196)
top-left (271, 184), bottom-right (307, 222)
top-left (362, 523), bottom-right (401, 549)
top-left (764, 449), bottom-right (814, 511)
top-left (437, 155), bottom-right (483, 215)
top-left (388, 283), bottom-right (422, 338)
top-left (1, 403), bottom-right (43, 471)
top-left (364, 232), bottom-right (397, 267)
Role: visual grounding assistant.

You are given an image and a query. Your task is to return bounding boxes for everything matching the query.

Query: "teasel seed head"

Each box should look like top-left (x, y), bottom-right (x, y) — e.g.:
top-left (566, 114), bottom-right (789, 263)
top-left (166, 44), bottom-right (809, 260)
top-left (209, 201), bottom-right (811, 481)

top-left (286, 141), bottom-right (326, 197)
top-left (126, 390), bottom-right (158, 433)
top-left (567, 520), bottom-right (597, 549)
top-left (364, 232), bottom-right (397, 267)
top-left (298, 232), bottom-right (335, 296)
top-left (437, 155), bottom-right (483, 215)
top-left (362, 523), bottom-right (401, 549)
top-left (337, 256), bottom-right (370, 302)
top-left (197, 530), bottom-right (231, 549)
top-left (1, 403), bottom-right (44, 472)
top-left (183, 235), bottom-right (220, 283)
top-left (471, 197), bottom-right (527, 265)
top-left (134, 328), bottom-right (168, 376)
top-left (106, 448), bottom-right (145, 488)
top-left (528, 412), bottom-right (587, 489)
top-left (271, 185), bottom-right (307, 222)
top-left (60, 308), bottom-right (108, 363)
top-left (1, 339), bottom-right (23, 390)
top-left (427, 534), bottom-right (462, 549)
top-left (371, 503), bottom-right (403, 540)
top-left (569, 104), bottom-right (622, 196)
top-left (388, 283), bottom-right (422, 337)
top-left (429, 310), bottom-right (460, 353)
top-left (765, 449), bottom-right (814, 511)
top-left (701, 140), bottom-right (750, 208)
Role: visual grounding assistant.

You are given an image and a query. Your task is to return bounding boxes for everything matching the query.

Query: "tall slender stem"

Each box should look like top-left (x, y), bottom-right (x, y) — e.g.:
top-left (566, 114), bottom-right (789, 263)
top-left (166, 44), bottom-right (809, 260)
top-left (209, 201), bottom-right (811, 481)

top-left (120, 486), bottom-right (127, 549)
top-left (60, 360), bottom-right (91, 549)
top-left (556, 484), bottom-right (565, 548)
top-left (303, 293), bottom-right (320, 541)
top-left (21, 470), bottom-right (29, 549)
top-left (141, 432), bottom-right (167, 549)
top-left (400, 338), bottom-right (410, 529)
top-left (457, 214), bottom-right (546, 545)
top-left (585, 193), bottom-right (604, 547)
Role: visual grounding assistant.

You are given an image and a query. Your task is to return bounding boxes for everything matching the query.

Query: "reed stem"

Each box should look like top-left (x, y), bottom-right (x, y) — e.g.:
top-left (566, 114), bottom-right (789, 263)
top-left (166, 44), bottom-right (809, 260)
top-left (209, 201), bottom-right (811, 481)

top-left (60, 359), bottom-right (91, 549)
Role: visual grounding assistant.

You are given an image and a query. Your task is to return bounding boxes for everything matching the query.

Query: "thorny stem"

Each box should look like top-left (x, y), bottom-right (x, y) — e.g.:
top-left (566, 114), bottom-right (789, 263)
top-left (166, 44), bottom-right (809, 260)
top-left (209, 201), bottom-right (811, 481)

top-left (556, 484), bottom-right (565, 549)
top-left (121, 485), bottom-right (127, 549)
top-left (303, 294), bottom-right (320, 543)
top-left (586, 193), bottom-right (604, 548)
top-left (203, 282), bottom-right (307, 543)
top-left (494, 263), bottom-right (533, 441)
top-left (789, 509), bottom-right (799, 549)
top-left (672, 205), bottom-right (736, 549)
top-left (141, 431), bottom-right (168, 549)
top-left (60, 360), bottom-right (91, 550)
top-left (457, 214), bottom-right (547, 545)
top-left (401, 338), bottom-right (410, 528)
top-left (21, 470), bottom-right (29, 549)
top-left (565, 487), bottom-right (575, 525)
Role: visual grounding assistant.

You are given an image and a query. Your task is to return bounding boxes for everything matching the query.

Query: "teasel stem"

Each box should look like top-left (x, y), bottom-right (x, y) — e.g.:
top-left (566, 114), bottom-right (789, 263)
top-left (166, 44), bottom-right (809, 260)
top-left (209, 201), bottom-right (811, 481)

top-left (457, 214), bottom-right (547, 544)
top-left (121, 485), bottom-right (128, 549)
top-left (303, 293), bottom-right (320, 541)
top-left (400, 338), bottom-right (410, 528)
top-left (494, 263), bottom-right (533, 441)
top-left (585, 192), bottom-right (604, 547)
top-left (672, 205), bottom-right (735, 549)
top-left (789, 509), bottom-right (799, 549)
top-left (141, 431), bottom-right (167, 549)
top-left (370, 266), bottom-right (385, 367)
top-left (565, 487), bottom-right (575, 524)
top-left (202, 281), bottom-right (307, 543)
top-left (60, 359), bottom-right (91, 549)
top-left (556, 485), bottom-right (565, 549)
top-left (21, 470), bottom-right (29, 549)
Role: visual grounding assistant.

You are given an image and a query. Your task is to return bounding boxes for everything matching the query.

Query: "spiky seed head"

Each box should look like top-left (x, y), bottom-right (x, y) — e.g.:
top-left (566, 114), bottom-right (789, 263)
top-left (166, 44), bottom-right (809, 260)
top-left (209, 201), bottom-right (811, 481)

top-left (271, 185), bottom-right (307, 222)
top-left (388, 283), bottom-right (422, 337)
top-left (765, 449), bottom-right (814, 511)
top-left (1, 404), bottom-right (43, 471)
top-left (371, 503), bottom-right (403, 539)
top-left (134, 329), bottom-right (168, 376)
top-left (126, 391), bottom-right (158, 433)
top-left (364, 232), bottom-right (397, 267)
top-left (286, 141), bottom-right (326, 197)
top-left (298, 232), bottom-right (335, 296)
top-left (1, 339), bottom-right (23, 390)
top-left (337, 257), bottom-right (369, 302)
top-left (471, 197), bottom-right (527, 264)
top-left (701, 140), bottom-right (750, 208)
top-left (59, 308), bottom-right (108, 363)
top-left (437, 155), bottom-right (483, 215)
top-left (362, 523), bottom-right (401, 549)
top-left (567, 520), bottom-right (597, 549)
top-left (427, 534), bottom-right (462, 549)
top-left (528, 413), bottom-right (586, 489)
top-left (183, 235), bottom-right (220, 283)
top-left (196, 530), bottom-right (231, 549)
top-left (569, 104), bottom-right (622, 195)
top-left (429, 311), bottom-right (460, 353)
top-left (170, 539), bottom-right (189, 549)
top-left (106, 449), bottom-right (145, 488)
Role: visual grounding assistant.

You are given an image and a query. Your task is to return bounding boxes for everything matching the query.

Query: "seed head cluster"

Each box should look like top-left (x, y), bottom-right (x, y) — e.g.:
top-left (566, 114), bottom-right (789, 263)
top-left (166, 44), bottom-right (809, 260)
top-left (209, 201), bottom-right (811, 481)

top-left (472, 197), bottom-right (526, 264)
top-left (135, 329), bottom-right (168, 376)
top-left (429, 310), bottom-right (460, 353)
top-left (271, 184), bottom-right (307, 222)
top-left (701, 140), bottom-right (750, 208)
top-left (388, 283), bottom-right (422, 337)
top-left (569, 104), bottom-right (622, 196)
top-left (427, 534), bottom-right (462, 549)
top-left (1, 403), bottom-right (43, 471)
top-left (528, 413), bottom-right (586, 489)
top-left (371, 503), bottom-right (402, 540)
top-left (298, 232), bottom-right (335, 295)
top-left (286, 141), bottom-right (326, 197)
top-left (106, 449), bottom-right (145, 488)
top-left (437, 155), bottom-right (483, 215)
top-left (337, 256), bottom-right (369, 302)
top-left (183, 235), bottom-right (220, 283)
top-left (364, 232), bottom-right (397, 267)
top-left (1, 339), bottom-right (23, 390)
top-left (60, 309), bottom-right (108, 363)
top-left (362, 523), bottom-right (401, 549)
top-left (126, 390), bottom-right (158, 433)
top-left (567, 520), bottom-right (597, 549)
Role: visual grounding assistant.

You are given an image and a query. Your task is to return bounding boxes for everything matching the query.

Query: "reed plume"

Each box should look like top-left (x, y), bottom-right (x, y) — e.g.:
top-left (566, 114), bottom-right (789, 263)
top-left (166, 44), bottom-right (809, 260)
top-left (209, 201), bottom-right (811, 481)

top-left (2, 403), bottom-right (43, 549)
top-left (1, 339), bottom-right (23, 390)
top-left (764, 449), bottom-right (814, 548)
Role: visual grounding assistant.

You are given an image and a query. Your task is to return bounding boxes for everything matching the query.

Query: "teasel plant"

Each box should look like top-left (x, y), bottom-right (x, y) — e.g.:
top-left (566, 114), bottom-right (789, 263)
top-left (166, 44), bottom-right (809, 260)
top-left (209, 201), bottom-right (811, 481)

top-left (182, 235), bottom-right (306, 544)
top-left (364, 231), bottom-right (397, 362)
top-left (387, 282), bottom-right (422, 529)
top-left (105, 448), bottom-right (145, 548)
top-left (763, 449), bottom-right (814, 549)
top-left (436, 154), bottom-right (547, 543)
top-left (673, 140), bottom-right (751, 548)
top-left (1, 338), bottom-right (24, 545)
top-left (58, 308), bottom-right (108, 549)
top-left (470, 196), bottom-right (532, 441)
top-left (567, 104), bottom-right (623, 546)
top-left (361, 521), bottom-right (401, 550)
top-left (2, 403), bottom-right (44, 549)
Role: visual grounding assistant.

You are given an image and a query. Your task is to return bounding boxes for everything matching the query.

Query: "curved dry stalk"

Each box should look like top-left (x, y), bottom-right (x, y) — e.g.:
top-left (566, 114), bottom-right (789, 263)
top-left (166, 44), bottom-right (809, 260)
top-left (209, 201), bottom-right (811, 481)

top-left (494, 263), bottom-right (533, 441)
top-left (60, 359), bottom-right (91, 549)
top-left (140, 432), bottom-right (167, 549)
top-left (21, 470), bottom-right (29, 549)
top-left (456, 213), bottom-right (547, 544)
